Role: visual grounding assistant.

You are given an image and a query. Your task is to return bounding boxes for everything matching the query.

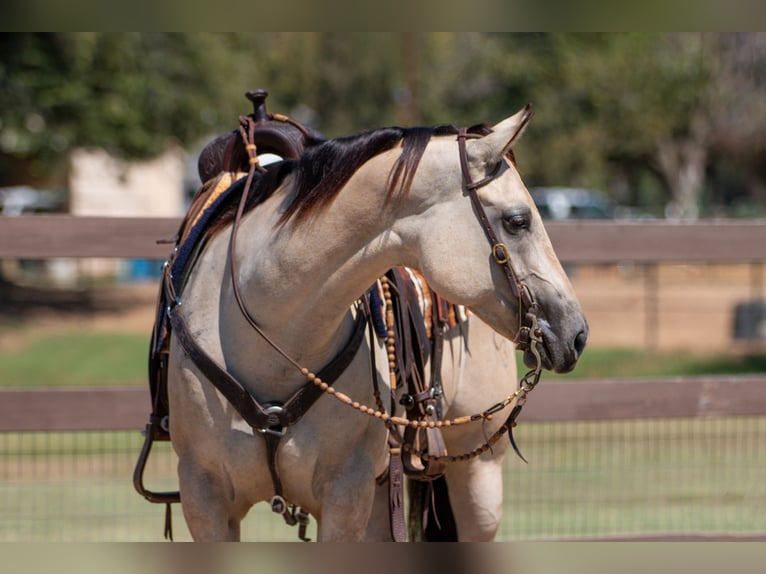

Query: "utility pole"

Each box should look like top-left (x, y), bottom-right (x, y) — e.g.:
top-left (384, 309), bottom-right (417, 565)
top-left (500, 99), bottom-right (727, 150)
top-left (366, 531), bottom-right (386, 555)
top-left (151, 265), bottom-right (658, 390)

top-left (397, 32), bottom-right (419, 126)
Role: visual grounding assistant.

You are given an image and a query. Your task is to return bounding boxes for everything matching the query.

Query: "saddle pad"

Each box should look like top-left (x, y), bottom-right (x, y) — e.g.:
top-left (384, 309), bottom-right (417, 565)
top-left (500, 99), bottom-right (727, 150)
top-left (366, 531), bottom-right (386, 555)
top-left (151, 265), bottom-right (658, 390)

top-left (185, 172), bottom-right (247, 239)
top-left (170, 171), bottom-right (248, 292)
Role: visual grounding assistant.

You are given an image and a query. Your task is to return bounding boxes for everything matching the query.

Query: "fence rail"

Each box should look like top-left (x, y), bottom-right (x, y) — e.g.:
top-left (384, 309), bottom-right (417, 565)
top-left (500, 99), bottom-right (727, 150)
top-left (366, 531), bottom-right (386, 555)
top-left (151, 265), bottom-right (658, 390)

top-left (1, 375), bottom-right (765, 432)
top-left (1, 214), bottom-right (765, 428)
top-left (2, 215), bottom-right (766, 263)
top-left (2, 215), bottom-right (765, 426)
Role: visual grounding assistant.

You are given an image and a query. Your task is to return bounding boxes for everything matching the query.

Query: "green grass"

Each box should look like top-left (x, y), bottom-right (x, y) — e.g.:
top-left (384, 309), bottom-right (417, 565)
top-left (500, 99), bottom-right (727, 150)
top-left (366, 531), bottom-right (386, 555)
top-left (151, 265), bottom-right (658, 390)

top-left (1, 322), bottom-right (764, 540)
top-left (0, 431), bottom-right (315, 542)
top-left (0, 330), bottom-right (148, 388)
top-left (527, 348), bottom-right (766, 381)
top-left (499, 417), bottom-right (766, 539)
top-left (0, 328), bottom-right (764, 389)
top-left (2, 419), bottom-right (765, 541)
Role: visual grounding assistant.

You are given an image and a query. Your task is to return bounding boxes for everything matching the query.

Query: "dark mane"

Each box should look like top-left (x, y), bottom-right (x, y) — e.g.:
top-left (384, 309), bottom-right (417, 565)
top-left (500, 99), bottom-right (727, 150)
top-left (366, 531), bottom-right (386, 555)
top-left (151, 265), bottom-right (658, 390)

top-left (279, 127), bottom-right (406, 225)
top-left (279, 124), bottom-right (470, 225)
top-left (207, 123), bottom-right (493, 235)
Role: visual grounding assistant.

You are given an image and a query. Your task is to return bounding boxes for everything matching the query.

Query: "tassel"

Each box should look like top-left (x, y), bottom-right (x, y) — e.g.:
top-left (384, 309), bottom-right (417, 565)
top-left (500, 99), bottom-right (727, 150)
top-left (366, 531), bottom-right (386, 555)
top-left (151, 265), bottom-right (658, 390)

top-left (297, 508), bottom-right (311, 542)
top-left (508, 423), bottom-right (528, 464)
top-left (507, 405), bottom-right (528, 464)
top-left (164, 503), bottom-right (174, 541)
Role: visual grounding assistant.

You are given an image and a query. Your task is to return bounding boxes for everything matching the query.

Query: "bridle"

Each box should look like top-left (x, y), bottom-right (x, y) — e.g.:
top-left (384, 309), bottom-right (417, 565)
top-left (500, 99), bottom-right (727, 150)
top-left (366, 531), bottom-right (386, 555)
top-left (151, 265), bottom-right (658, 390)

top-left (167, 118), bottom-right (547, 539)
top-left (456, 128), bottom-right (544, 396)
top-left (222, 119), bottom-right (547, 457)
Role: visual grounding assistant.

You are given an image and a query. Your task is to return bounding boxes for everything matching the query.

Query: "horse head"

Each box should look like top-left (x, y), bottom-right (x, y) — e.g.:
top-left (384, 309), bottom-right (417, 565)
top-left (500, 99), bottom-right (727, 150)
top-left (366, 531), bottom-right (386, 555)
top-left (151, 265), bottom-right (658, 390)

top-left (396, 107), bottom-right (588, 373)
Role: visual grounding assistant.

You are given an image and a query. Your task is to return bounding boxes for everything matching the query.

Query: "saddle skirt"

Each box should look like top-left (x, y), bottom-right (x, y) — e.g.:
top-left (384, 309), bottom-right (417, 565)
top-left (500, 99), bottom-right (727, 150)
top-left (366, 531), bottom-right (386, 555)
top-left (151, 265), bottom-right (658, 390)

top-left (368, 268), bottom-right (469, 343)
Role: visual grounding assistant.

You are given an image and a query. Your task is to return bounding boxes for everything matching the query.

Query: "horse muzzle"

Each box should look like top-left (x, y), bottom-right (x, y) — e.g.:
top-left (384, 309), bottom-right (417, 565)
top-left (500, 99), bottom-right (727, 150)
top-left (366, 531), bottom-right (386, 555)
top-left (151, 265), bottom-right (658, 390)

top-left (525, 316), bottom-right (588, 374)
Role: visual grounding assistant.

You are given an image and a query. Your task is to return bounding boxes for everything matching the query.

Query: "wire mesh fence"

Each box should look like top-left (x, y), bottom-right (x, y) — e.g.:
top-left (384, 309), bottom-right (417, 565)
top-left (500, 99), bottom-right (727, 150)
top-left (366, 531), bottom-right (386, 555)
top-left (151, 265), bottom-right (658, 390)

top-left (2, 416), bottom-right (765, 541)
top-left (498, 416), bottom-right (766, 540)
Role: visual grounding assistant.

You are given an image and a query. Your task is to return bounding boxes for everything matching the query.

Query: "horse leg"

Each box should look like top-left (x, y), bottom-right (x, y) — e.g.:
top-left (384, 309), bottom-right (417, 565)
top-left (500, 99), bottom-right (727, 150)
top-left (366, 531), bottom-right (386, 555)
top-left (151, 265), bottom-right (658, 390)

top-left (442, 455), bottom-right (505, 541)
top-left (316, 483), bottom-right (377, 541)
top-left (177, 456), bottom-right (242, 541)
top-left (314, 457), bottom-right (379, 541)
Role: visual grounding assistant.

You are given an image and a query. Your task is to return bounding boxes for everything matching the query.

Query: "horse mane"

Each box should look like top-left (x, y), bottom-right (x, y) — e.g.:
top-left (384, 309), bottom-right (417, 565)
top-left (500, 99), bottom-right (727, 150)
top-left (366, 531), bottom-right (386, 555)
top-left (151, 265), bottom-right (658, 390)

top-left (207, 123), bottom-right (494, 236)
top-left (278, 124), bottom-right (477, 225)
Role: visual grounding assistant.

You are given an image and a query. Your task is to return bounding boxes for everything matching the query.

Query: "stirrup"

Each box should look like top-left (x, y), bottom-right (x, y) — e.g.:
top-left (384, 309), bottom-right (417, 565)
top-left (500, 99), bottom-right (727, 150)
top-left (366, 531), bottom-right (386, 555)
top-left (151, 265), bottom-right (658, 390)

top-left (133, 419), bottom-right (181, 505)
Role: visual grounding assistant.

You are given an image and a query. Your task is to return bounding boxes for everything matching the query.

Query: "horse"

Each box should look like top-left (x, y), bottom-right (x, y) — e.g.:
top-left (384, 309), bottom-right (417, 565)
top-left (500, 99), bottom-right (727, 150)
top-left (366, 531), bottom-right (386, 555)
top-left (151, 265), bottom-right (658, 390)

top-left (164, 105), bottom-right (588, 541)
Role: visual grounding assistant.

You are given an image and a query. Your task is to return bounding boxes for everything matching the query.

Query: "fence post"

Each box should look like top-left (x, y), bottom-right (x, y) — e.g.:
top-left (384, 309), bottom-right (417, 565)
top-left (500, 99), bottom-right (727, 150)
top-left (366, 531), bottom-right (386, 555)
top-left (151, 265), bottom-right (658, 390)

top-left (644, 263), bottom-right (659, 350)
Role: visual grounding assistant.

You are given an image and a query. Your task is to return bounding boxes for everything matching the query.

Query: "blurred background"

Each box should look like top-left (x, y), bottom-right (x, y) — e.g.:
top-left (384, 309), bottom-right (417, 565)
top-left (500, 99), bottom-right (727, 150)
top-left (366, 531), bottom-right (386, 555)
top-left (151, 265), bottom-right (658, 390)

top-left (0, 33), bottom-right (765, 541)
top-left (4, 33), bottom-right (766, 220)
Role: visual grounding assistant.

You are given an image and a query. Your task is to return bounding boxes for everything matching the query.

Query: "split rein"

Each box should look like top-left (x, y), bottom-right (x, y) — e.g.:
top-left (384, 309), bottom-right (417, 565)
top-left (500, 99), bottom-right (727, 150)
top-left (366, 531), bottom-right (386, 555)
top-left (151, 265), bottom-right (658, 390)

top-left (227, 118), bottom-right (545, 465)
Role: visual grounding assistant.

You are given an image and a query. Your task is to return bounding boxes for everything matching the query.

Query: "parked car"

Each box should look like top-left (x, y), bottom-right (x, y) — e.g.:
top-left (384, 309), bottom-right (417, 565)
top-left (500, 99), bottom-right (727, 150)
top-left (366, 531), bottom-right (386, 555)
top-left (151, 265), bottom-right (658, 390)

top-left (0, 186), bottom-right (64, 215)
top-left (529, 187), bottom-right (617, 220)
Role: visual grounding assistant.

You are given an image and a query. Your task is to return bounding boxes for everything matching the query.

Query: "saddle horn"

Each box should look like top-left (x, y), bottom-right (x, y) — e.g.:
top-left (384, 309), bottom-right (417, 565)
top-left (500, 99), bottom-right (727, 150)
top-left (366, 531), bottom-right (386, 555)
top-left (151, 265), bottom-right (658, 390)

top-left (196, 89), bottom-right (325, 183)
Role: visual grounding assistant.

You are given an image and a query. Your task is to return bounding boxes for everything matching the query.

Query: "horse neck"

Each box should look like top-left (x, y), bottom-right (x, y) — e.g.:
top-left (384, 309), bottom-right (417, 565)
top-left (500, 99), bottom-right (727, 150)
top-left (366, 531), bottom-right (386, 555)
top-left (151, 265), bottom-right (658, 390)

top-left (231, 151), bottom-right (411, 366)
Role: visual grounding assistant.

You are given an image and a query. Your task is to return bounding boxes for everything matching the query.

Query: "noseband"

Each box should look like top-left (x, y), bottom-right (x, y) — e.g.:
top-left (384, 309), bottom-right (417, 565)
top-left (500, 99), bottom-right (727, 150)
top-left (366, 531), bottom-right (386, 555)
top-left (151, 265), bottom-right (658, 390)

top-left (456, 129), bottom-right (544, 392)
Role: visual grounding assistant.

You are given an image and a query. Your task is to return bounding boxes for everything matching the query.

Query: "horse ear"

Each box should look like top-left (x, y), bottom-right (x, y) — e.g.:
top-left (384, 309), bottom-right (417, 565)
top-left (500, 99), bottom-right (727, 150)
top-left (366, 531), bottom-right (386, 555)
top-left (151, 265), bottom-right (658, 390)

top-left (468, 104), bottom-right (534, 165)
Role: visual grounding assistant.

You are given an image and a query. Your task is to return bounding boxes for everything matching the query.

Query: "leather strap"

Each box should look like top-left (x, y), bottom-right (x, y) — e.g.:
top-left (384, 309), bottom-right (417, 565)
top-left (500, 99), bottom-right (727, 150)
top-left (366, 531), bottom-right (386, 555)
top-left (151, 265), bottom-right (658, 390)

top-left (168, 293), bottom-right (368, 433)
top-left (169, 293), bottom-right (367, 536)
top-left (456, 130), bottom-right (523, 300)
top-left (456, 129), bottom-right (538, 348)
top-left (388, 440), bottom-right (407, 542)
top-left (384, 269), bottom-right (449, 481)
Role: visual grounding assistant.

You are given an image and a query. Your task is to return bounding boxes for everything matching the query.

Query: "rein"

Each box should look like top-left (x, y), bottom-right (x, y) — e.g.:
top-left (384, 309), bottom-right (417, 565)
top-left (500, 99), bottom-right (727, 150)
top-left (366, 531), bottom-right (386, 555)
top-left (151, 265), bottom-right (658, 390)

top-left (454, 128), bottom-right (545, 459)
top-left (224, 120), bottom-right (545, 462)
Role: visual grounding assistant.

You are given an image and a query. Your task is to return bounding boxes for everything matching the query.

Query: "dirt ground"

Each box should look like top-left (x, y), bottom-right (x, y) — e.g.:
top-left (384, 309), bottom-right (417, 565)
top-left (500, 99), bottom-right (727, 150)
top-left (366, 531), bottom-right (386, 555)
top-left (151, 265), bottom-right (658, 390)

top-left (1, 262), bottom-right (765, 354)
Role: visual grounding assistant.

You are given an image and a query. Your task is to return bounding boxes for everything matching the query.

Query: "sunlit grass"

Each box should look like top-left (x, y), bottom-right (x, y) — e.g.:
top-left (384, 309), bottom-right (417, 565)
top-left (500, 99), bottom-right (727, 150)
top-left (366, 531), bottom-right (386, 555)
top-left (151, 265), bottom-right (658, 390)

top-left (2, 419), bottom-right (765, 541)
top-left (0, 330), bottom-right (147, 387)
top-left (0, 328), bottom-right (764, 389)
top-left (525, 348), bottom-right (766, 381)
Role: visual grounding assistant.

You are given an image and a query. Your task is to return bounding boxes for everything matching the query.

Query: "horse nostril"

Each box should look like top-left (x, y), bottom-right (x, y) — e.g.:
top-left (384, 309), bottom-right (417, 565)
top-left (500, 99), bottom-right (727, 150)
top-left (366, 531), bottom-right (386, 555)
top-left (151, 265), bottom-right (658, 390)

top-left (574, 330), bottom-right (588, 357)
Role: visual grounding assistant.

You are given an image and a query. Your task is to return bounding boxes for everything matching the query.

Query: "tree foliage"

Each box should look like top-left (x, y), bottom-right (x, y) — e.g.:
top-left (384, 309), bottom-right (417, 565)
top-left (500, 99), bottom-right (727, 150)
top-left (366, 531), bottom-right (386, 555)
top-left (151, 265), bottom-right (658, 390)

top-left (1, 32), bottom-right (765, 217)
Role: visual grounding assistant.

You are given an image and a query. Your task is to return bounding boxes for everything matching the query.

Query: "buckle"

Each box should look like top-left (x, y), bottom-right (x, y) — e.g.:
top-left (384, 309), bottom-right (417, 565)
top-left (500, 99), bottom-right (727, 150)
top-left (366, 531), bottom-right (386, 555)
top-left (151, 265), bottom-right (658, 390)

top-left (271, 495), bottom-right (287, 515)
top-left (258, 404), bottom-right (286, 437)
top-left (492, 243), bottom-right (510, 265)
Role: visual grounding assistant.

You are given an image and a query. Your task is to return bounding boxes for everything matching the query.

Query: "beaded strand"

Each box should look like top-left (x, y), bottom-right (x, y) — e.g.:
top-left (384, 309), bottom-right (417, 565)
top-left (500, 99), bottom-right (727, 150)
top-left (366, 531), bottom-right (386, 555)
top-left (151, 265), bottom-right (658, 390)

top-left (290, 278), bottom-right (535, 464)
top-left (381, 277), bottom-right (398, 393)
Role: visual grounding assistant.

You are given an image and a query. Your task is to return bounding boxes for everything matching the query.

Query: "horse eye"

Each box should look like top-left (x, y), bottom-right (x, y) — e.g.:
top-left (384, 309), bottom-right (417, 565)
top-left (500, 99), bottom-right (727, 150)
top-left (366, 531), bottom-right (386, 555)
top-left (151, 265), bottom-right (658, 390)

top-left (503, 211), bottom-right (530, 235)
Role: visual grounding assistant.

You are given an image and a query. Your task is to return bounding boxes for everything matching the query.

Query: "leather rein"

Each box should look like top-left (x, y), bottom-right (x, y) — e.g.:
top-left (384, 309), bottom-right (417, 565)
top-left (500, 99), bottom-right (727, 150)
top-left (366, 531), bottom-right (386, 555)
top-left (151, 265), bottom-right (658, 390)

top-left (168, 118), bottom-right (546, 539)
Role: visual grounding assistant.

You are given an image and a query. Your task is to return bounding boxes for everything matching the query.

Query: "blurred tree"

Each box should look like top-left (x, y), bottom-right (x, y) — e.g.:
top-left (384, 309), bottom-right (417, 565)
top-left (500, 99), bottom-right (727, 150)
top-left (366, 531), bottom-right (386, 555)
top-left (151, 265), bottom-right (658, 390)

top-left (2, 32), bottom-right (764, 217)
top-left (703, 33), bottom-right (766, 216)
top-left (0, 33), bottom-right (241, 185)
top-left (549, 33), bottom-right (713, 219)
top-left (309, 33), bottom-right (401, 135)
top-left (523, 33), bottom-right (766, 219)
top-left (417, 33), bottom-right (766, 219)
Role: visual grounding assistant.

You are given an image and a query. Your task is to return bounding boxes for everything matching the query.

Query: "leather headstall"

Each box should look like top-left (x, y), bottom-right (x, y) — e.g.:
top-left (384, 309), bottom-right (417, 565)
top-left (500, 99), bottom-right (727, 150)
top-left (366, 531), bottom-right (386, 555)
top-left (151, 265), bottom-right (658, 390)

top-left (455, 128), bottom-right (541, 354)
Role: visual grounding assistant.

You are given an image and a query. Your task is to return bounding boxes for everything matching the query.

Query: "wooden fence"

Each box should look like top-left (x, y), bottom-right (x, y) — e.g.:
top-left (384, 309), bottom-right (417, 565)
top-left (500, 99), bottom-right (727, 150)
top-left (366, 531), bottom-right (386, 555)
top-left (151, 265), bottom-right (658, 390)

top-left (2, 215), bottom-right (766, 262)
top-left (2, 215), bottom-right (766, 542)
top-left (1, 375), bottom-right (765, 432)
top-left (1, 215), bottom-right (766, 430)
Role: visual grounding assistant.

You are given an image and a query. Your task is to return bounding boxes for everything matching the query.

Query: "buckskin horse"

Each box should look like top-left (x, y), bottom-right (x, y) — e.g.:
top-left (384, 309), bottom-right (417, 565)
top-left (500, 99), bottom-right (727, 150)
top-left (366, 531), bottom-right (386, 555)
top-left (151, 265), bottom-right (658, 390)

top-left (137, 91), bottom-right (587, 541)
